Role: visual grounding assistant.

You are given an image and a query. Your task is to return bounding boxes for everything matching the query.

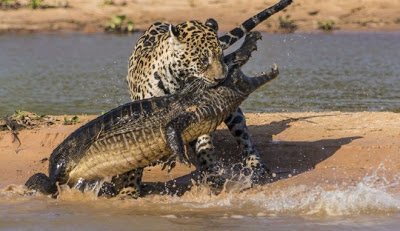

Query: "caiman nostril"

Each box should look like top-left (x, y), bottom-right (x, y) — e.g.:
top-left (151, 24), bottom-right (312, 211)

top-left (215, 74), bottom-right (227, 82)
top-left (214, 64), bottom-right (228, 82)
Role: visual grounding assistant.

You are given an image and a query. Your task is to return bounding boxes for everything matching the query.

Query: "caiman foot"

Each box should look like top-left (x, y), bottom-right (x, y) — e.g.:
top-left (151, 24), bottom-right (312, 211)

top-left (241, 31), bottom-right (262, 54)
top-left (161, 155), bottom-right (178, 173)
top-left (25, 172), bottom-right (58, 195)
top-left (161, 153), bottom-right (192, 172)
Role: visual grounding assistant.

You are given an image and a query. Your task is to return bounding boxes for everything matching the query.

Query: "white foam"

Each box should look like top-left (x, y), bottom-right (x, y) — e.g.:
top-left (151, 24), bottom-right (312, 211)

top-left (2, 167), bottom-right (400, 217)
top-left (173, 168), bottom-right (400, 216)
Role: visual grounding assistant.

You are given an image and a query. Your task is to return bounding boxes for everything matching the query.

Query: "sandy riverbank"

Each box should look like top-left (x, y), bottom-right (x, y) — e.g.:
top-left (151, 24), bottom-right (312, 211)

top-left (1, 112), bottom-right (399, 195)
top-left (0, 0), bottom-right (399, 34)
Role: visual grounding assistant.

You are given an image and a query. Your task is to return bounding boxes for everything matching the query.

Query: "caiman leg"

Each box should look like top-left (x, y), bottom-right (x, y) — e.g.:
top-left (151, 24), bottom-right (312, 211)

top-left (165, 119), bottom-right (191, 167)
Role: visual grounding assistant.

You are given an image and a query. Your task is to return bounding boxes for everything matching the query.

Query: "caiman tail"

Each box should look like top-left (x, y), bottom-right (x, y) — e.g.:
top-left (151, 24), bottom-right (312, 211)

top-left (219, 0), bottom-right (293, 49)
top-left (25, 173), bottom-right (58, 195)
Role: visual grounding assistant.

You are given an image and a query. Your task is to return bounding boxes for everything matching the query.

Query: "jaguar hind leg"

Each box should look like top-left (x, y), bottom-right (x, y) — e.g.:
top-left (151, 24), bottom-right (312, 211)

top-left (111, 168), bottom-right (143, 199)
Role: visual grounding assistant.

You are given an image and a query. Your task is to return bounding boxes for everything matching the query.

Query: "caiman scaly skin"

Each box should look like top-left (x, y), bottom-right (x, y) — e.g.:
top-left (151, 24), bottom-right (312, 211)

top-left (25, 32), bottom-right (280, 196)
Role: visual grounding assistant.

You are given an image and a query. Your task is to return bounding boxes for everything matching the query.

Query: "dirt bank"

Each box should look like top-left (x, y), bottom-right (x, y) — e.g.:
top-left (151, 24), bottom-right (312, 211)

top-left (1, 112), bottom-right (399, 194)
top-left (0, 0), bottom-right (399, 34)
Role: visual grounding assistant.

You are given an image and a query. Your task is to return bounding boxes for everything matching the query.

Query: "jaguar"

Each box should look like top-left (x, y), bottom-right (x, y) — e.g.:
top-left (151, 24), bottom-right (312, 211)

top-left (114, 0), bottom-right (293, 198)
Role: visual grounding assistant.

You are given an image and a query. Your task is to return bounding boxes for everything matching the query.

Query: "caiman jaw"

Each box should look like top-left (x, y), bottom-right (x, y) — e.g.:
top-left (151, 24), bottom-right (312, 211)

top-left (235, 63), bottom-right (279, 95)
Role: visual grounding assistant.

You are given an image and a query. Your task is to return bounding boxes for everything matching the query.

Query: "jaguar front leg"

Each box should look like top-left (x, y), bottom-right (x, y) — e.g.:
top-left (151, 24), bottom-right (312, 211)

top-left (189, 134), bottom-right (225, 188)
top-left (224, 108), bottom-right (270, 182)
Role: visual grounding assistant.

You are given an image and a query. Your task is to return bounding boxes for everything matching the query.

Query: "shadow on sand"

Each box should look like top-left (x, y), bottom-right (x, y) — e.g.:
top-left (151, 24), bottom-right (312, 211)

top-left (141, 115), bottom-right (362, 197)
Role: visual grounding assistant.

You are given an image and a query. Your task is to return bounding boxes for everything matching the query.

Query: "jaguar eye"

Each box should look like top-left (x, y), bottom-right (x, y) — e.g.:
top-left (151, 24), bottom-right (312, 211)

top-left (201, 57), bottom-right (209, 68)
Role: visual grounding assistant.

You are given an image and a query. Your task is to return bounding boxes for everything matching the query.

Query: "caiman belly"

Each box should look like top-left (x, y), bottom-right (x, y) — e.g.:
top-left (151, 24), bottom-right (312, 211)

top-left (68, 125), bottom-right (169, 182)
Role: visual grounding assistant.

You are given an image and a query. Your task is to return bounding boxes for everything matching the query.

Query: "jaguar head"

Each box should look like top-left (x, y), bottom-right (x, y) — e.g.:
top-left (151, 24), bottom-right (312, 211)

top-left (168, 19), bottom-right (227, 86)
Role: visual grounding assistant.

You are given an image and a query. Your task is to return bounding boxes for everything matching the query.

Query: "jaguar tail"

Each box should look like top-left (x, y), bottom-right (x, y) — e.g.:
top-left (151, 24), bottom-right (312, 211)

top-left (219, 0), bottom-right (293, 50)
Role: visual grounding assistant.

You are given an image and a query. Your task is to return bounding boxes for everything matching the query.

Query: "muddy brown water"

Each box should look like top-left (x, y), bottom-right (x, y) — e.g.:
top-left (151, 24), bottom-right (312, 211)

top-left (2, 170), bottom-right (400, 230)
top-left (1, 32), bottom-right (400, 230)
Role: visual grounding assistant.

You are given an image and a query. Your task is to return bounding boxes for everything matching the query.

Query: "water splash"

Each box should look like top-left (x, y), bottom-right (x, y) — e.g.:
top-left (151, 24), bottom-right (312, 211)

top-left (1, 167), bottom-right (399, 217)
top-left (169, 167), bottom-right (400, 216)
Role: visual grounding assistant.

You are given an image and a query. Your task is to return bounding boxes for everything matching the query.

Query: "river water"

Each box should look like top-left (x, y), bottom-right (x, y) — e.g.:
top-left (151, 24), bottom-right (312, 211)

top-left (1, 170), bottom-right (400, 230)
top-left (0, 32), bottom-right (399, 116)
top-left (1, 32), bottom-right (400, 230)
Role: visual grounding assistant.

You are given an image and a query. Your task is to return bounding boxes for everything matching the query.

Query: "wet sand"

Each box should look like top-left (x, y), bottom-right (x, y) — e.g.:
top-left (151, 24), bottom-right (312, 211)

top-left (1, 111), bottom-right (399, 195)
top-left (1, 0), bottom-right (400, 34)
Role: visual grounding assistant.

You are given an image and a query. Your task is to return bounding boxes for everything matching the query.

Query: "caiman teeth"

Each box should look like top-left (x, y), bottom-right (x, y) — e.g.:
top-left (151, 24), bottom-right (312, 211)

top-left (272, 63), bottom-right (278, 71)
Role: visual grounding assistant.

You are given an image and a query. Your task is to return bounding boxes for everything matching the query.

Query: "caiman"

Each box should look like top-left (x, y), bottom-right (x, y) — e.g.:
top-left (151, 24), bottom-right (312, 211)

top-left (25, 32), bottom-right (280, 196)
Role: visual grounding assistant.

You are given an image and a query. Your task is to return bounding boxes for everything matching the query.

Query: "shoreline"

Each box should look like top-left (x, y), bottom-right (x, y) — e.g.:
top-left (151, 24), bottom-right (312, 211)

top-left (1, 111), bottom-right (399, 194)
top-left (1, 0), bottom-right (400, 35)
top-left (2, 28), bottom-right (400, 36)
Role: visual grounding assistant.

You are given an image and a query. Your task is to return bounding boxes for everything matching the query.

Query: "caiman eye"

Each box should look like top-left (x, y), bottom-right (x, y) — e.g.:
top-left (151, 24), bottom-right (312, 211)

top-left (201, 57), bottom-right (209, 68)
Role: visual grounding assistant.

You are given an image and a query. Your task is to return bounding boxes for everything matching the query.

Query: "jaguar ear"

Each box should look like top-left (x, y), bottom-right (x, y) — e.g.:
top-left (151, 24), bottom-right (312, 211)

top-left (169, 24), bottom-right (181, 44)
top-left (205, 18), bottom-right (218, 32)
